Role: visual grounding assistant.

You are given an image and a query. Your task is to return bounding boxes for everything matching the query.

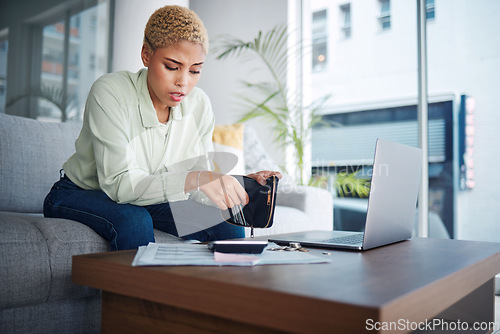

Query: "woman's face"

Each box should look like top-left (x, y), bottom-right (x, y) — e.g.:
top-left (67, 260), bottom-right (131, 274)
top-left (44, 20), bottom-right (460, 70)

top-left (141, 40), bottom-right (206, 110)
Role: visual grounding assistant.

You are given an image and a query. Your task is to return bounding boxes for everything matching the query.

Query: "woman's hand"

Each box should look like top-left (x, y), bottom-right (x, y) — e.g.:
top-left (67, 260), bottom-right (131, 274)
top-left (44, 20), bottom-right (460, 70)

top-left (186, 171), bottom-right (248, 210)
top-left (246, 170), bottom-right (282, 185)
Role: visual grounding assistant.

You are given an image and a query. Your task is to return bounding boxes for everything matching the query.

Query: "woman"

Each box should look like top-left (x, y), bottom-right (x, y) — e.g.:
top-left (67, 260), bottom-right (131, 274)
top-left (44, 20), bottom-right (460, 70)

top-left (43, 5), bottom-right (281, 251)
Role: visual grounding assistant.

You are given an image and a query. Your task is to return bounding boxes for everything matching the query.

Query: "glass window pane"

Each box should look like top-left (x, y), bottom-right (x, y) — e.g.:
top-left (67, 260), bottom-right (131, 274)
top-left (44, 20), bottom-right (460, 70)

top-left (38, 1), bottom-right (110, 122)
top-left (309, 0), bottom-right (431, 234)
top-left (308, 0), bottom-right (500, 241)
top-left (0, 33), bottom-right (8, 114)
top-left (426, 0), bottom-right (435, 21)
top-left (381, 18), bottom-right (391, 30)
top-left (312, 9), bottom-right (328, 71)
top-left (379, 0), bottom-right (391, 30)
top-left (380, 0), bottom-right (390, 15)
top-left (340, 4), bottom-right (352, 39)
top-left (344, 8), bottom-right (351, 26)
top-left (71, 2), bottom-right (110, 121)
top-left (39, 20), bottom-right (65, 122)
top-left (312, 10), bottom-right (327, 38)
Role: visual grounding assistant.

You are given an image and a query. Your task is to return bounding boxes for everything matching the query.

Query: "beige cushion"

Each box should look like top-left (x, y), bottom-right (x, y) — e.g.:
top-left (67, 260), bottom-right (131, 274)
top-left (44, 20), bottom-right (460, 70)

top-left (212, 124), bottom-right (246, 175)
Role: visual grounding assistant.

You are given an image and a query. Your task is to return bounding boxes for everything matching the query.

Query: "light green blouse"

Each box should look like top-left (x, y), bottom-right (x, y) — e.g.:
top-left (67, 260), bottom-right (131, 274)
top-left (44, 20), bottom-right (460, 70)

top-left (63, 69), bottom-right (214, 206)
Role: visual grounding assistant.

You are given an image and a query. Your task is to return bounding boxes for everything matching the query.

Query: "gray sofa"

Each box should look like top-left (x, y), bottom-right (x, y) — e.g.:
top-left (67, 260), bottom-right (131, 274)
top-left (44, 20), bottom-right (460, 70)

top-left (0, 113), bottom-right (333, 333)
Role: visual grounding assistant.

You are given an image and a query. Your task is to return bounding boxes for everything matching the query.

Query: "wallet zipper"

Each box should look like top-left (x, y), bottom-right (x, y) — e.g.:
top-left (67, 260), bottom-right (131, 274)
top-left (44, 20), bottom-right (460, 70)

top-left (224, 176), bottom-right (277, 234)
top-left (263, 176), bottom-right (276, 228)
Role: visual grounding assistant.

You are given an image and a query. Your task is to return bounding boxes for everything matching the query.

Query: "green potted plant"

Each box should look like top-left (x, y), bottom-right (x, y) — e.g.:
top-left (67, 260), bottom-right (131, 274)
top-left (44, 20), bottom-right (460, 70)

top-left (333, 170), bottom-right (371, 198)
top-left (214, 25), bottom-right (329, 185)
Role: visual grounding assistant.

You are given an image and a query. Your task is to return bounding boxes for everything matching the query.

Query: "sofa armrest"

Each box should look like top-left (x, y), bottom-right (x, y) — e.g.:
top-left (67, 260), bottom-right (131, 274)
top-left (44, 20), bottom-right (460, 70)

top-left (276, 186), bottom-right (333, 230)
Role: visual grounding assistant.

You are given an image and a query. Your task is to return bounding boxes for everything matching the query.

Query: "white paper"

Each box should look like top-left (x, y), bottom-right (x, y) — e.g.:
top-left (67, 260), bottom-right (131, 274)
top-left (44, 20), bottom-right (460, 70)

top-left (131, 242), bottom-right (330, 267)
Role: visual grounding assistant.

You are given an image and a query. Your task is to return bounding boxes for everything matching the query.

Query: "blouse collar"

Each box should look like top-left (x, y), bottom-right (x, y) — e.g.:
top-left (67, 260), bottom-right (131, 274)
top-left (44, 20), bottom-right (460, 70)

top-left (137, 68), bottom-right (182, 127)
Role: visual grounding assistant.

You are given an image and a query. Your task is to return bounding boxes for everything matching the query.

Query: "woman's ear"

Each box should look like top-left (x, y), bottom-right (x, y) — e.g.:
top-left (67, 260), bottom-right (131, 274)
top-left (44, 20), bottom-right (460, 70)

top-left (141, 44), bottom-right (151, 67)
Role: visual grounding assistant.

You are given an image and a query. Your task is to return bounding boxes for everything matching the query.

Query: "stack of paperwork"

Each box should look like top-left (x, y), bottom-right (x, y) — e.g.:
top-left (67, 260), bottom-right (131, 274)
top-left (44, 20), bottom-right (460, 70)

top-left (132, 242), bottom-right (330, 267)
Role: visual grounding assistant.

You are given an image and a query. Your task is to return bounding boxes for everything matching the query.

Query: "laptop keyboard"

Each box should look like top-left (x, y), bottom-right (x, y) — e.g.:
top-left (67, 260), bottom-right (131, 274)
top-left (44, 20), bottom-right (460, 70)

top-left (319, 234), bottom-right (364, 245)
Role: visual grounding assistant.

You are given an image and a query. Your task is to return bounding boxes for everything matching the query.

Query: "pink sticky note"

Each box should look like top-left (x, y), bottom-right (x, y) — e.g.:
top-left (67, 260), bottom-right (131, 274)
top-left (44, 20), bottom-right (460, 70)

top-left (214, 252), bottom-right (260, 265)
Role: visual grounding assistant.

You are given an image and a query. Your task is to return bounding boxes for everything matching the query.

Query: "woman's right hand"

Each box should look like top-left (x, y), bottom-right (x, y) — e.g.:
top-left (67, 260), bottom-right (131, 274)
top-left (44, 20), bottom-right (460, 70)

top-left (186, 171), bottom-right (249, 210)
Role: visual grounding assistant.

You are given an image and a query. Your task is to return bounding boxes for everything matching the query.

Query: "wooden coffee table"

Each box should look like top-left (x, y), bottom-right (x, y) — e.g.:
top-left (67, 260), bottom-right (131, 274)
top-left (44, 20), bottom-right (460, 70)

top-left (72, 237), bottom-right (500, 333)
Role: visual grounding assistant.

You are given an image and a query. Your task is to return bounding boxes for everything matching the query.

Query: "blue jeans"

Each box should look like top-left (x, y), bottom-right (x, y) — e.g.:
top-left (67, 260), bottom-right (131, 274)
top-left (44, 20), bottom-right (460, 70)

top-left (43, 176), bottom-right (245, 251)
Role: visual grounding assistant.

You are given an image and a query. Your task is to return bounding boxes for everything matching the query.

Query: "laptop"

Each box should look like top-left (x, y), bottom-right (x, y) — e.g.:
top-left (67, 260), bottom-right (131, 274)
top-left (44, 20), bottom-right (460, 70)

top-left (269, 138), bottom-right (423, 251)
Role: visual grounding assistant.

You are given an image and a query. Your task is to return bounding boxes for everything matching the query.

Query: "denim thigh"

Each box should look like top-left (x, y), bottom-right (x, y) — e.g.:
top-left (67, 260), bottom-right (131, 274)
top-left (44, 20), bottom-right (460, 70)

top-left (44, 177), bottom-right (245, 249)
top-left (145, 201), bottom-right (246, 242)
top-left (43, 177), bottom-right (154, 251)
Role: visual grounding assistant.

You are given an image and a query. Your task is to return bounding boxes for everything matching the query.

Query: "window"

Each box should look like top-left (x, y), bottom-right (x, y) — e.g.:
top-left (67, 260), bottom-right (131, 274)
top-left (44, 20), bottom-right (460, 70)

top-left (312, 101), bottom-right (454, 235)
top-left (312, 9), bottom-right (328, 71)
top-left (0, 29), bottom-right (7, 114)
top-left (340, 4), bottom-right (352, 39)
top-left (36, 1), bottom-right (111, 122)
top-left (378, 0), bottom-right (391, 30)
top-left (39, 20), bottom-right (65, 121)
top-left (307, 0), bottom-right (500, 242)
top-left (426, 0), bottom-right (435, 21)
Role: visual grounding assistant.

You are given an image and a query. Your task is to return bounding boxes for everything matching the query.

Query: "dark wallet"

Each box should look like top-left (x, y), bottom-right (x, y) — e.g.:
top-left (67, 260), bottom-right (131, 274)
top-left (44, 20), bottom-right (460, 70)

top-left (221, 175), bottom-right (279, 237)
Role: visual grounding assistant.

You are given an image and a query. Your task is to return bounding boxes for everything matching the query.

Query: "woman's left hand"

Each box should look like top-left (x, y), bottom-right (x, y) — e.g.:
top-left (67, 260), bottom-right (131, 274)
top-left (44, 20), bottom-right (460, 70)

top-left (246, 170), bottom-right (282, 185)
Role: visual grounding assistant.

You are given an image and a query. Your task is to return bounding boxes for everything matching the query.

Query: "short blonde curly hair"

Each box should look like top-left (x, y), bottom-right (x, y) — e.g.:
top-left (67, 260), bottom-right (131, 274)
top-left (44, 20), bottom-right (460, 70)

top-left (144, 5), bottom-right (208, 54)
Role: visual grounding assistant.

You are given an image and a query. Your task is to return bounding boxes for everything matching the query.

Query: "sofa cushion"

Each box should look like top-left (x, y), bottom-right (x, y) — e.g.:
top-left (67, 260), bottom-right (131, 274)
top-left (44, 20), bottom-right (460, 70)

top-left (247, 206), bottom-right (313, 237)
top-left (0, 213), bottom-right (51, 309)
top-left (153, 229), bottom-right (188, 243)
top-left (0, 295), bottom-right (101, 334)
top-left (0, 114), bottom-right (81, 213)
top-left (32, 218), bottom-right (109, 302)
top-left (243, 126), bottom-right (294, 188)
top-left (243, 126), bottom-right (280, 174)
top-left (0, 211), bottom-right (187, 307)
top-left (32, 218), bottom-right (186, 302)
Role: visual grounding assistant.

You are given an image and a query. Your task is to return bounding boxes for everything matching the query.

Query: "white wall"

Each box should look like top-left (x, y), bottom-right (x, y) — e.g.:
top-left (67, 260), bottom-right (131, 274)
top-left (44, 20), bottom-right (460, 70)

top-left (444, 0), bottom-right (500, 241)
top-left (190, 0), bottom-right (289, 165)
top-left (112, 0), bottom-right (189, 72)
top-left (112, 0), bottom-right (290, 166)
